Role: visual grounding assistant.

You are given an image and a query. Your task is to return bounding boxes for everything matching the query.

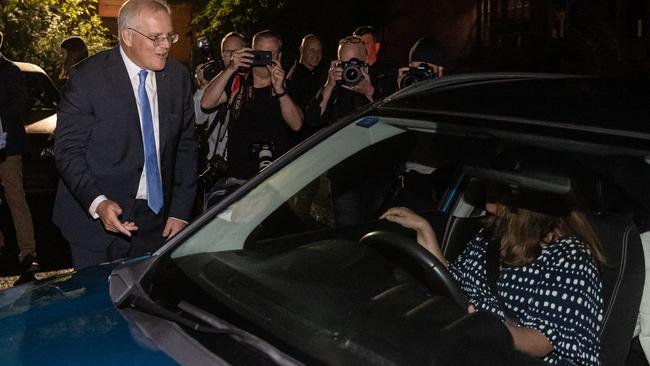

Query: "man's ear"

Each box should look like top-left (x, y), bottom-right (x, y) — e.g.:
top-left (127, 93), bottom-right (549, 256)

top-left (121, 29), bottom-right (133, 48)
top-left (374, 42), bottom-right (381, 54)
top-left (278, 51), bottom-right (283, 62)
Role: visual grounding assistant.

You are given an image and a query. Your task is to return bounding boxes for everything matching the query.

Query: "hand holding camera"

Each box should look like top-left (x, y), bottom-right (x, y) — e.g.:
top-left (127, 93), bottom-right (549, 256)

top-left (267, 60), bottom-right (286, 94)
top-left (194, 63), bottom-right (210, 89)
top-left (197, 36), bottom-right (225, 82)
top-left (344, 66), bottom-right (374, 101)
top-left (398, 62), bottom-right (440, 89)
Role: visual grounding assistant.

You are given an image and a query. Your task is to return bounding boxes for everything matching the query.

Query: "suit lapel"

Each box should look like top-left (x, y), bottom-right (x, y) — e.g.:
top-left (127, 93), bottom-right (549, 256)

top-left (105, 47), bottom-right (143, 152)
top-left (155, 70), bottom-right (171, 158)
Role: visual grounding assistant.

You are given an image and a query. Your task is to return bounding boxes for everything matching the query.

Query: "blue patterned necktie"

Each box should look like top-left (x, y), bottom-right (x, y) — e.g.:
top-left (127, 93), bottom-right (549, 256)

top-left (137, 69), bottom-right (163, 214)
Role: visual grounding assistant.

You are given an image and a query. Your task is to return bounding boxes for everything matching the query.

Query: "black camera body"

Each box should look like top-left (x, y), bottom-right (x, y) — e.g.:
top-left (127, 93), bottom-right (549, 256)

top-left (251, 141), bottom-right (276, 172)
top-left (197, 36), bottom-right (224, 81)
top-left (251, 50), bottom-right (273, 67)
top-left (198, 154), bottom-right (229, 191)
top-left (400, 63), bottom-right (437, 88)
top-left (337, 58), bottom-right (365, 86)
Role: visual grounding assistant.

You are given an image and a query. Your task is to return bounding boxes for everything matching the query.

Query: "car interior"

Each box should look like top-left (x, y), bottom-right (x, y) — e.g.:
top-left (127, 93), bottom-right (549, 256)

top-left (144, 125), bottom-right (649, 365)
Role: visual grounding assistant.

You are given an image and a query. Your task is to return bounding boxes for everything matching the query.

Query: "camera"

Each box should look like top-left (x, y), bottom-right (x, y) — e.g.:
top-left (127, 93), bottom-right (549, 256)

top-left (336, 58), bottom-right (365, 86)
top-left (251, 141), bottom-right (276, 172)
top-left (251, 50), bottom-right (273, 67)
top-left (198, 154), bottom-right (229, 191)
top-left (400, 63), bottom-right (437, 88)
top-left (197, 36), bottom-right (224, 81)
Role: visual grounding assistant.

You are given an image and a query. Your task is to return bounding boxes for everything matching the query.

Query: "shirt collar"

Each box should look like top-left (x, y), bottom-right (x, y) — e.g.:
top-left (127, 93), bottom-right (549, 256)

top-left (119, 46), bottom-right (152, 82)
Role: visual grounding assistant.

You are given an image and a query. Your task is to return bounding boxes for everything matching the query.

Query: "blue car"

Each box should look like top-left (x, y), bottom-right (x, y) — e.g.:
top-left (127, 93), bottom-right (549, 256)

top-left (1, 73), bottom-right (648, 365)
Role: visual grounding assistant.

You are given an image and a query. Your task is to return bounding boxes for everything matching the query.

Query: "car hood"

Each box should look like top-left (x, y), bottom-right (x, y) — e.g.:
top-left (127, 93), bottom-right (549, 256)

top-left (0, 263), bottom-right (177, 366)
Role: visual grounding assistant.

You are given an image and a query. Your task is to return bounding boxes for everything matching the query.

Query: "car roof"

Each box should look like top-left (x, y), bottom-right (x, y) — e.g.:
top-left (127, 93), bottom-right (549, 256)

top-left (14, 61), bottom-right (48, 74)
top-left (373, 73), bottom-right (650, 153)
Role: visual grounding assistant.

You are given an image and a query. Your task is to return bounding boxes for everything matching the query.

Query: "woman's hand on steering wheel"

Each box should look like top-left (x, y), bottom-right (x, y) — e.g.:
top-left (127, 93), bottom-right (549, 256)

top-left (380, 207), bottom-right (446, 265)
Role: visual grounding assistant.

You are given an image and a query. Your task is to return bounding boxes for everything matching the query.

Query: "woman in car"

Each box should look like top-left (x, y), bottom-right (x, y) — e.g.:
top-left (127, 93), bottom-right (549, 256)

top-left (381, 184), bottom-right (606, 365)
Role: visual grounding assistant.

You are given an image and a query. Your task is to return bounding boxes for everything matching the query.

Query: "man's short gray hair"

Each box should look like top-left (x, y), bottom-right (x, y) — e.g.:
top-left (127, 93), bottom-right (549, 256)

top-left (118, 0), bottom-right (171, 36)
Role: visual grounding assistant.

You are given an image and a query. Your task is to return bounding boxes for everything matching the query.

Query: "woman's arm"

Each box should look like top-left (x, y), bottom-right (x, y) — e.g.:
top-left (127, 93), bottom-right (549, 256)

top-left (380, 207), bottom-right (447, 266)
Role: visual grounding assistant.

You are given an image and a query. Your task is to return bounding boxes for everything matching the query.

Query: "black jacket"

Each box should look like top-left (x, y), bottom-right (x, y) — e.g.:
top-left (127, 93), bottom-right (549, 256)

top-left (0, 54), bottom-right (29, 156)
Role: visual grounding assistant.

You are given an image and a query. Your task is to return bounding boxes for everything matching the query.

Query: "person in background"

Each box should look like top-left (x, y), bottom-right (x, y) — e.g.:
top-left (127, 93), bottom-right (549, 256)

top-left (305, 36), bottom-right (396, 227)
top-left (286, 34), bottom-right (324, 110)
top-left (57, 36), bottom-right (88, 89)
top-left (352, 25), bottom-right (397, 98)
top-left (194, 31), bottom-right (246, 209)
top-left (0, 30), bottom-right (38, 272)
top-left (397, 36), bottom-right (445, 89)
top-left (201, 29), bottom-right (303, 183)
top-left (194, 32), bottom-right (246, 164)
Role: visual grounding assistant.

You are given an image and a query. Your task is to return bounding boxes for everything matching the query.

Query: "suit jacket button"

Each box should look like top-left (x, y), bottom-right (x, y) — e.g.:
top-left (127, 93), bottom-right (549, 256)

top-left (129, 193), bottom-right (135, 199)
top-left (137, 166), bottom-right (143, 172)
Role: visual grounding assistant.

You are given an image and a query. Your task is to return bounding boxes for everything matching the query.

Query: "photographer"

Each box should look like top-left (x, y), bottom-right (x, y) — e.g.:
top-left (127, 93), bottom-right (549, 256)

top-left (194, 32), bottom-right (245, 163)
top-left (304, 36), bottom-right (374, 129)
top-left (201, 29), bottom-right (303, 188)
top-left (194, 32), bottom-right (246, 209)
top-left (353, 25), bottom-right (397, 99)
top-left (304, 36), bottom-right (398, 227)
top-left (398, 36), bottom-right (444, 89)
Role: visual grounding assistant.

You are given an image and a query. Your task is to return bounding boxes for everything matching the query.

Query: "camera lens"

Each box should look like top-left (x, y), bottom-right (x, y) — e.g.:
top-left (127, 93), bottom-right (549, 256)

top-left (400, 73), bottom-right (421, 88)
top-left (345, 68), bottom-right (359, 81)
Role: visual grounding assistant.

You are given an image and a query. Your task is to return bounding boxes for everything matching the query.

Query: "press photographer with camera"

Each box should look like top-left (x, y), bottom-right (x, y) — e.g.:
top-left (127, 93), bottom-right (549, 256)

top-left (194, 32), bottom-right (246, 209)
top-left (194, 32), bottom-right (245, 161)
top-left (200, 29), bottom-right (303, 206)
top-left (304, 35), bottom-right (375, 129)
top-left (397, 36), bottom-right (445, 89)
top-left (304, 36), bottom-right (398, 227)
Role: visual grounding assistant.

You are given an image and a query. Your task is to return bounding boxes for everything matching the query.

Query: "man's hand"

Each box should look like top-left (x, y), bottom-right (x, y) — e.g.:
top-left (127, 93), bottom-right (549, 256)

top-left (345, 68), bottom-right (374, 101)
top-left (227, 47), bottom-right (254, 72)
top-left (194, 63), bottom-right (210, 89)
top-left (324, 60), bottom-right (343, 90)
top-left (96, 200), bottom-right (138, 237)
top-left (162, 217), bottom-right (188, 239)
top-left (268, 61), bottom-right (286, 93)
top-left (397, 66), bottom-right (410, 89)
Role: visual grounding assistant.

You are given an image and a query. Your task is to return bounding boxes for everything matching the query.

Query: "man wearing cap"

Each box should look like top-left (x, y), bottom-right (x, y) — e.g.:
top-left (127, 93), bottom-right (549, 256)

top-left (398, 36), bottom-right (445, 89)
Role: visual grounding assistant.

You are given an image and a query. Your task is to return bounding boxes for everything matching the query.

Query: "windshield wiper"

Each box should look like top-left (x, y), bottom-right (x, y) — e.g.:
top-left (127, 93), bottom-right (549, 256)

top-left (119, 293), bottom-right (302, 366)
top-left (177, 301), bottom-right (303, 366)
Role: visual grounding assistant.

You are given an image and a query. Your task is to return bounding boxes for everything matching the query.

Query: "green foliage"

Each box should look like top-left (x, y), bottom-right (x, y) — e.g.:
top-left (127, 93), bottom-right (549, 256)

top-left (193, 0), bottom-right (392, 66)
top-left (0, 0), bottom-right (113, 79)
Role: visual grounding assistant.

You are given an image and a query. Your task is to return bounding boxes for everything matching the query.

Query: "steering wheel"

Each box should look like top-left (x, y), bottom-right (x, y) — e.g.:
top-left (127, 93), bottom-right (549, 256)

top-left (360, 230), bottom-right (468, 310)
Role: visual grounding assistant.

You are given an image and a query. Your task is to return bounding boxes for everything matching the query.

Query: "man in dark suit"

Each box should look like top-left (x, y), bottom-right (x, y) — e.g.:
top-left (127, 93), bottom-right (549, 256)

top-left (0, 31), bottom-right (37, 269)
top-left (53, 0), bottom-right (197, 269)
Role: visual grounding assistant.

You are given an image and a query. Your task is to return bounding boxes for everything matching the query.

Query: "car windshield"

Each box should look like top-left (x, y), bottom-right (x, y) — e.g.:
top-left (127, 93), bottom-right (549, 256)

top-left (172, 119), bottom-right (407, 258)
top-left (160, 117), bottom-right (482, 365)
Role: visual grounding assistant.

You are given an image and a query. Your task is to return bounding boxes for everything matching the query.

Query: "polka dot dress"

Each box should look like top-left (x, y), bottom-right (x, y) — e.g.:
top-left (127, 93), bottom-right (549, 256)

top-left (448, 230), bottom-right (604, 365)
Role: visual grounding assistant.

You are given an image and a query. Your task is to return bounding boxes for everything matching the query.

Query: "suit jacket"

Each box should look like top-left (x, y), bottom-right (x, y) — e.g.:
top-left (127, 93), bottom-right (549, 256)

top-left (53, 47), bottom-right (197, 251)
top-left (0, 54), bottom-right (29, 156)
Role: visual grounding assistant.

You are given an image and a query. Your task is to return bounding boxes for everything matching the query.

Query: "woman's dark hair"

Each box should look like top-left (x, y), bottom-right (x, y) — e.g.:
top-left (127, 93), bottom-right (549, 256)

top-left (485, 184), bottom-right (606, 267)
top-left (59, 36), bottom-right (88, 81)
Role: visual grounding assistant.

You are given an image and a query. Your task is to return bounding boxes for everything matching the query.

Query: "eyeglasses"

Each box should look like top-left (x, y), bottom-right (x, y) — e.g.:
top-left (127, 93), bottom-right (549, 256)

top-left (338, 36), bottom-right (365, 45)
top-left (127, 27), bottom-right (179, 47)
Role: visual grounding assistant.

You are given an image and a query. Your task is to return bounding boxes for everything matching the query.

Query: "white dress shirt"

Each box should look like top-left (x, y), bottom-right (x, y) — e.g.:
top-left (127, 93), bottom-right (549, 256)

top-left (89, 47), bottom-right (161, 218)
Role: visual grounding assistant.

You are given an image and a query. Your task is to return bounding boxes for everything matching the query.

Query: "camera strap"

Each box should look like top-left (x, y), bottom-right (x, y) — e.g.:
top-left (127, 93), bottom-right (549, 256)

top-left (230, 74), bottom-right (246, 121)
top-left (204, 75), bottom-right (244, 161)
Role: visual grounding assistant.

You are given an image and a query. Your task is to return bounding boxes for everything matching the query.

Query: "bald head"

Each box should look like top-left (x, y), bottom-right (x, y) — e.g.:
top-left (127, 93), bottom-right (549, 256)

top-left (299, 34), bottom-right (322, 70)
top-left (338, 38), bottom-right (367, 63)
